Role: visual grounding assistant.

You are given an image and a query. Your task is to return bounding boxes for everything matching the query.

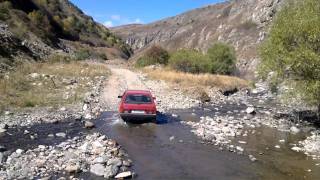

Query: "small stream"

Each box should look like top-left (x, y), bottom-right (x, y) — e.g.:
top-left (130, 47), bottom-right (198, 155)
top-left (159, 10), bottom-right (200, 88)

top-left (94, 109), bottom-right (320, 180)
top-left (1, 104), bottom-right (319, 179)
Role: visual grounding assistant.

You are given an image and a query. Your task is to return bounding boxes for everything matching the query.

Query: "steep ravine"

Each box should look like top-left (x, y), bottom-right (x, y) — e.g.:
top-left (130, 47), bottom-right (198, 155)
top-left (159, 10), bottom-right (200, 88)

top-left (112, 0), bottom-right (284, 78)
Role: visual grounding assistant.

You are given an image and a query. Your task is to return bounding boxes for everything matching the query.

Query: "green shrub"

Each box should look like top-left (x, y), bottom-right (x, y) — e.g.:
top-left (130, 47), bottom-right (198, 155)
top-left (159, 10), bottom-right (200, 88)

top-left (259, 0), bottom-right (320, 114)
top-left (136, 45), bottom-right (169, 67)
top-left (0, 1), bottom-right (11, 20)
top-left (98, 53), bottom-right (108, 60)
top-left (238, 20), bottom-right (257, 30)
top-left (47, 53), bottom-right (73, 63)
top-left (75, 49), bottom-right (91, 60)
top-left (168, 49), bottom-right (210, 74)
top-left (207, 42), bottom-right (236, 75)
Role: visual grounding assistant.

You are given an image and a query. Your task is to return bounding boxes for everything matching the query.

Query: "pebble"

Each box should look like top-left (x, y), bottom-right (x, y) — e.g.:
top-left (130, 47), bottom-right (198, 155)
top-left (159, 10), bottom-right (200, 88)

top-left (291, 147), bottom-right (302, 152)
top-left (169, 136), bottom-right (175, 141)
top-left (249, 155), bottom-right (257, 162)
top-left (84, 121), bottom-right (95, 129)
top-left (172, 114), bottom-right (178, 118)
top-left (246, 107), bottom-right (256, 114)
top-left (16, 149), bottom-right (24, 155)
top-left (275, 145), bottom-right (281, 149)
top-left (290, 126), bottom-right (300, 134)
top-left (0, 124), bottom-right (8, 129)
top-left (115, 171), bottom-right (132, 179)
top-left (56, 132), bottom-right (66, 138)
top-left (104, 165), bottom-right (119, 178)
top-left (90, 164), bottom-right (105, 176)
top-left (65, 164), bottom-right (80, 173)
top-left (0, 128), bottom-right (6, 134)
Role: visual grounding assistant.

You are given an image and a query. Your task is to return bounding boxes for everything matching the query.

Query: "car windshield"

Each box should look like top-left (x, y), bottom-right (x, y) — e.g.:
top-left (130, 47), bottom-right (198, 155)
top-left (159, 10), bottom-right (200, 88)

top-left (125, 94), bottom-right (152, 104)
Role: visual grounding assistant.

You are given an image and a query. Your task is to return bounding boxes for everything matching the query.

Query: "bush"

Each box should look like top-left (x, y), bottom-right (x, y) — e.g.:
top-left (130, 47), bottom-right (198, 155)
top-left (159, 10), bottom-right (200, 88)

top-left (136, 45), bottom-right (169, 67)
top-left (168, 49), bottom-right (210, 74)
top-left (0, 1), bottom-right (11, 20)
top-left (259, 0), bottom-right (320, 114)
top-left (75, 49), bottom-right (91, 60)
top-left (207, 42), bottom-right (236, 75)
top-left (238, 20), bottom-right (257, 30)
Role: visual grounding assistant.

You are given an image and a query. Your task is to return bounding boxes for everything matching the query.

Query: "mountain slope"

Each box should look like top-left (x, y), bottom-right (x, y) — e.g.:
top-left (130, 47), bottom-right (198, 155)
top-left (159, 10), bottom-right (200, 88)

top-left (112, 0), bottom-right (283, 78)
top-left (0, 0), bottom-right (131, 72)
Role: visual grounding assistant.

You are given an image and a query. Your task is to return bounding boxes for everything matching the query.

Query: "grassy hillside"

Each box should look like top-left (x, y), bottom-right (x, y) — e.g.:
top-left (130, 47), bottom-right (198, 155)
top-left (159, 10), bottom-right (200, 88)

top-left (0, 0), bottom-right (131, 72)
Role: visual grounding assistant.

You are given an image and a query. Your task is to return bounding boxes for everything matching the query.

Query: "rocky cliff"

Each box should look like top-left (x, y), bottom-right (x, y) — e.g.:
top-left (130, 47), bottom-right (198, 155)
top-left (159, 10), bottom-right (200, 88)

top-left (112, 0), bottom-right (283, 78)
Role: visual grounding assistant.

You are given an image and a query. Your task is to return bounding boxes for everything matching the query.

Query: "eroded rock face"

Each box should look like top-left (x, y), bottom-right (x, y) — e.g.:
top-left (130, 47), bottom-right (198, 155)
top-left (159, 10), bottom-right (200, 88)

top-left (112, 0), bottom-right (284, 78)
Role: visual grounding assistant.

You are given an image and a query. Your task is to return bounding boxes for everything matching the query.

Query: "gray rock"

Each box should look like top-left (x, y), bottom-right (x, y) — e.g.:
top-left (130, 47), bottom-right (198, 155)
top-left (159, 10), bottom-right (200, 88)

top-left (90, 164), bottom-right (105, 177)
top-left (115, 171), bottom-right (132, 179)
top-left (84, 113), bottom-right (92, 120)
top-left (84, 121), bottom-right (95, 129)
top-left (249, 155), bottom-right (257, 162)
top-left (104, 165), bottom-right (119, 178)
top-left (107, 158), bottom-right (122, 167)
top-left (0, 124), bottom-right (8, 129)
top-left (246, 107), bottom-right (256, 114)
top-left (122, 160), bottom-right (132, 167)
top-left (94, 156), bottom-right (107, 164)
top-left (169, 136), bottom-right (175, 141)
top-left (0, 128), bottom-right (6, 134)
top-left (65, 164), bottom-right (80, 173)
top-left (29, 73), bottom-right (39, 78)
top-left (290, 126), bottom-right (300, 134)
top-left (16, 149), bottom-right (24, 155)
top-left (291, 146), bottom-right (302, 152)
top-left (0, 152), bottom-right (3, 163)
top-left (56, 132), bottom-right (66, 138)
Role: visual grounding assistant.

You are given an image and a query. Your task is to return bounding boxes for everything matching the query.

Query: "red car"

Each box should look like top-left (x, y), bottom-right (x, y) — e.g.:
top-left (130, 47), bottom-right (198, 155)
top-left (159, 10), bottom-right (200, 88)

top-left (118, 90), bottom-right (157, 121)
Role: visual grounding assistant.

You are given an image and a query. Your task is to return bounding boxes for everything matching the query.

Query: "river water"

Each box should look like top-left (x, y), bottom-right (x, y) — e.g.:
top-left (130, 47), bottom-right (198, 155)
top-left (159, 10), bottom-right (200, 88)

top-left (1, 108), bottom-right (319, 179)
top-left (95, 110), bottom-right (320, 180)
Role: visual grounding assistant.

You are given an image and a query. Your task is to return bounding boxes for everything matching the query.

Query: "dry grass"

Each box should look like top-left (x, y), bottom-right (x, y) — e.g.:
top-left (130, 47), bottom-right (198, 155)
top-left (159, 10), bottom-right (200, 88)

top-left (0, 61), bottom-right (109, 111)
top-left (143, 68), bottom-right (248, 90)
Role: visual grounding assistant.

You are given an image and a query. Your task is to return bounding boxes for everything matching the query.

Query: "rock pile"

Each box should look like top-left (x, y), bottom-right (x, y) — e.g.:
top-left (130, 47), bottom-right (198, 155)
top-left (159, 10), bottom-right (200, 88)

top-left (0, 133), bottom-right (133, 179)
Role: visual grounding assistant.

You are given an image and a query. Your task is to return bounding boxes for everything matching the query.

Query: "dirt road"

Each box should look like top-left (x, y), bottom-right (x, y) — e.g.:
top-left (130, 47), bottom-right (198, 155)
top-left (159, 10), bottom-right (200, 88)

top-left (102, 66), bottom-right (149, 111)
top-left (102, 65), bottom-right (199, 112)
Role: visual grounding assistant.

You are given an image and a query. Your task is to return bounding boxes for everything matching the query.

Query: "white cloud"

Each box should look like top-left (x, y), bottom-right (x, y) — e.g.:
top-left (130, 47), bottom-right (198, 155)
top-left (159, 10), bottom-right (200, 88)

top-left (111, 15), bottom-right (121, 21)
top-left (103, 21), bottom-right (113, 27)
top-left (133, 18), bottom-right (143, 24)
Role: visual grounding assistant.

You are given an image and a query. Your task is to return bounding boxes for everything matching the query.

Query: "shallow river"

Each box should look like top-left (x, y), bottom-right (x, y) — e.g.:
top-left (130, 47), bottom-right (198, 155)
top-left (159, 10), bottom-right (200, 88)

top-left (93, 109), bottom-right (320, 180)
top-left (1, 108), bottom-right (319, 179)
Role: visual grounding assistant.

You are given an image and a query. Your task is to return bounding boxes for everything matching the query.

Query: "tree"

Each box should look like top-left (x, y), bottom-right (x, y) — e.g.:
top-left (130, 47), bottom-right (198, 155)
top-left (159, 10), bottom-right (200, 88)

top-left (136, 45), bottom-right (169, 67)
top-left (168, 49), bottom-right (210, 73)
top-left (207, 42), bottom-right (236, 75)
top-left (259, 0), bottom-right (320, 117)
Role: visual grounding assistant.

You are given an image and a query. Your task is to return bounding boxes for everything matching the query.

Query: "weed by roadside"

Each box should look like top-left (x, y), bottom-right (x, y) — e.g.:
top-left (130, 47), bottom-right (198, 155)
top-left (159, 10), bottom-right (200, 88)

top-left (0, 61), bottom-right (109, 111)
top-left (143, 68), bottom-right (248, 91)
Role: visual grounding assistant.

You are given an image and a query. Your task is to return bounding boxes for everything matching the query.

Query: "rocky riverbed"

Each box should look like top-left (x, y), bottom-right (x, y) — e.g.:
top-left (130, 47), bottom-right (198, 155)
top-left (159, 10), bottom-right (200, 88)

top-left (1, 64), bottom-right (320, 179)
top-left (178, 81), bottom-right (320, 161)
top-left (0, 133), bottom-right (133, 179)
top-left (0, 65), bottom-right (135, 179)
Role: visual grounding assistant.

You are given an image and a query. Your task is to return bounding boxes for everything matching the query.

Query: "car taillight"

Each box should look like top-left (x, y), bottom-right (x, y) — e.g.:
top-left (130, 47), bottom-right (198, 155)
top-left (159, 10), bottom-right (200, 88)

top-left (119, 106), bottom-right (124, 113)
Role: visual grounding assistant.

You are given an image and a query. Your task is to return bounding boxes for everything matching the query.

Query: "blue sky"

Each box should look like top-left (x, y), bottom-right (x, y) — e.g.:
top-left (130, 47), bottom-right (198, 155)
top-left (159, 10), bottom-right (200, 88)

top-left (70, 0), bottom-right (225, 27)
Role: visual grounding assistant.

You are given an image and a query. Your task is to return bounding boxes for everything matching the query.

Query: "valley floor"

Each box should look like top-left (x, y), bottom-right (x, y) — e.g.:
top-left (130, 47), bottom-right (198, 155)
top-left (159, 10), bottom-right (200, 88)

top-left (0, 60), bottom-right (320, 179)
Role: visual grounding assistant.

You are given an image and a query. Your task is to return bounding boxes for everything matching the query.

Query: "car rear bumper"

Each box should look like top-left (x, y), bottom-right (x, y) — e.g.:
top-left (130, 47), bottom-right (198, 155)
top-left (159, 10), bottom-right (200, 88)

top-left (120, 113), bottom-right (156, 121)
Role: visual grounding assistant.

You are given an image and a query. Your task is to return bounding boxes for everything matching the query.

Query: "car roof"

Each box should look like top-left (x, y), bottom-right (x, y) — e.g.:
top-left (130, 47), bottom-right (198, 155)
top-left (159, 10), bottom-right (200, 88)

top-left (124, 90), bottom-right (152, 95)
